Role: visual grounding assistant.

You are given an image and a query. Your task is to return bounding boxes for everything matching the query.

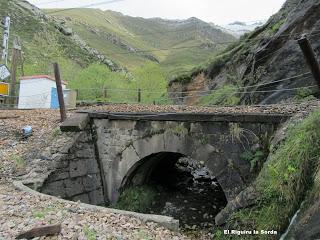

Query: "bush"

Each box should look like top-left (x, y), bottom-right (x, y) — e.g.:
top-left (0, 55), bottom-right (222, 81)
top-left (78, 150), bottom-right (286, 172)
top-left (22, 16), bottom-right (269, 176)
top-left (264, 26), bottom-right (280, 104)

top-left (169, 74), bottom-right (193, 85)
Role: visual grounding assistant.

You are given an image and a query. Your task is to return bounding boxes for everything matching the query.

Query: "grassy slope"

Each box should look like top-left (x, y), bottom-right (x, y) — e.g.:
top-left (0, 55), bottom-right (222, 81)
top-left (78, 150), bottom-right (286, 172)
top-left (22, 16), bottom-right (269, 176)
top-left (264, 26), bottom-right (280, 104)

top-left (1, 0), bottom-right (234, 104)
top-left (214, 109), bottom-right (320, 239)
top-left (46, 8), bottom-right (235, 77)
top-left (0, 0), bottom-right (98, 85)
top-left (170, 0), bottom-right (314, 106)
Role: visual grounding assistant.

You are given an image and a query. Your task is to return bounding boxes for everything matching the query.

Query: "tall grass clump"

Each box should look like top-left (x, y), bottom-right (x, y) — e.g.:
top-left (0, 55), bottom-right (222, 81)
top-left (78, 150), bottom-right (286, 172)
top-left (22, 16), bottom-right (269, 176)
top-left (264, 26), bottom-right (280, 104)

top-left (224, 109), bottom-right (320, 239)
top-left (114, 185), bottom-right (157, 213)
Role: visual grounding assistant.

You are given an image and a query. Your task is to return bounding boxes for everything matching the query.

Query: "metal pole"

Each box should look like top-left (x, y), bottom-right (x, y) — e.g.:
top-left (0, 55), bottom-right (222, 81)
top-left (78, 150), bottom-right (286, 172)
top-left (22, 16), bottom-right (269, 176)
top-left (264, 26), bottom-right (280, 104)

top-left (1, 17), bottom-right (10, 65)
top-left (298, 36), bottom-right (320, 88)
top-left (53, 63), bottom-right (67, 122)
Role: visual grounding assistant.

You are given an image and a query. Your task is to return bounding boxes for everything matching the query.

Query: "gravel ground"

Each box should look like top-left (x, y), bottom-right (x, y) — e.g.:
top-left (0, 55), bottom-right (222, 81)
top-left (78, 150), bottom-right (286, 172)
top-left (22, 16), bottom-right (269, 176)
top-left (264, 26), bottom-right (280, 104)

top-left (81, 100), bottom-right (320, 114)
top-left (0, 102), bottom-right (320, 240)
top-left (0, 182), bottom-right (188, 240)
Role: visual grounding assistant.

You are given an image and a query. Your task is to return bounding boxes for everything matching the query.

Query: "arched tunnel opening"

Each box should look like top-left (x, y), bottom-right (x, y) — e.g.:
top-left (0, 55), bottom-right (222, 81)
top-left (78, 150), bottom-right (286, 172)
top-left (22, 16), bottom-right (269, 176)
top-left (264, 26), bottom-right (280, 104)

top-left (117, 152), bottom-right (228, 230)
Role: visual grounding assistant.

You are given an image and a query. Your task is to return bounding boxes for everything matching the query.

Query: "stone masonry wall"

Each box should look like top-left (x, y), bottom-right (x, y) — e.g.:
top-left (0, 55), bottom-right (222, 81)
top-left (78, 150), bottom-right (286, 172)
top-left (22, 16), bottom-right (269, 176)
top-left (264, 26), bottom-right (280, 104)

top-left (93, 119), bottom-right (277, 203)
top-left (41, 130), bottom-right (104, 205)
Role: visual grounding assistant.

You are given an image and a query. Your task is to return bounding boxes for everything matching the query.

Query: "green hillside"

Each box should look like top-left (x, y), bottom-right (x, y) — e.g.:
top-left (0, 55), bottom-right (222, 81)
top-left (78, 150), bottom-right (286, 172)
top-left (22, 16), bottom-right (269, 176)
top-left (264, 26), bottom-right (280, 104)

top-left (46, 8), bottom-right (235, 77)
top-left (0, 0), bottom-right (235, 104)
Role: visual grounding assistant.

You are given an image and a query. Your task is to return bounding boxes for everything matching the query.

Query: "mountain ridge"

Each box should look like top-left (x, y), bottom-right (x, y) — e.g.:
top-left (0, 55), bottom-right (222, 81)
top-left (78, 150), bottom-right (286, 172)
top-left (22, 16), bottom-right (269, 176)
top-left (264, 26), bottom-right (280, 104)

top-left (46, 7), bottom-right (235, 76)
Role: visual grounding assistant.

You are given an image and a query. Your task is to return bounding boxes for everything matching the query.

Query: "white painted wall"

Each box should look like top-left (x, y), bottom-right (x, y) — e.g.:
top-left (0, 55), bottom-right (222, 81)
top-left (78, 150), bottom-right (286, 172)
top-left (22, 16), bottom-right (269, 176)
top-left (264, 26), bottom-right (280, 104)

top-left (18, 77), bottom-right (66, 109)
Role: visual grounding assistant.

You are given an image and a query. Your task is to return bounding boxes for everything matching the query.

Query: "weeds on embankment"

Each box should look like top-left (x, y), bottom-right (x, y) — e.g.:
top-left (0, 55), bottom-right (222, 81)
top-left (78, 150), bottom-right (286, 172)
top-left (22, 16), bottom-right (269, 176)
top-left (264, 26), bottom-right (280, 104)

top-left (215, 109), bottom-right (320, 240)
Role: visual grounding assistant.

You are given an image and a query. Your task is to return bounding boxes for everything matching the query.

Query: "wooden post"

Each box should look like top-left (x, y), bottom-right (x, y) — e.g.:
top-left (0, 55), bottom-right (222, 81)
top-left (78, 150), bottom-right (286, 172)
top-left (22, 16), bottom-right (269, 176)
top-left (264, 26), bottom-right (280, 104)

top-left (53, 63), bottom-right (67, 122)
top-left (9, 36), bottom-right (21, 106)
top-left (103, 88), bottom-right (107, 99)
top-left (298, 36), bottom-right (320, 88)
top-left (138, 88), bottom-right (141, 103)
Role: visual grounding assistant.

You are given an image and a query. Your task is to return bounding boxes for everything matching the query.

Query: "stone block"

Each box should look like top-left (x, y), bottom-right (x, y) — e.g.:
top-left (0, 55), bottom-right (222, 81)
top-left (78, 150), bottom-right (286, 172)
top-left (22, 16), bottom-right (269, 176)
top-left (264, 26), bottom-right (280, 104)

top-left (42, 180), bottom-right (66, 198)
top-left (75, 148), bottom-right (94, 159)
top-left (119, 146), bottom-right (140, 177)
top-left (72, 193), bottom-right (90, 204)
top-left (70, 160), bottom-right (88, 178)
top-left (133, 134), bottom-right (165, 159)
top-left (83, 174), bottom-right (102, 192)
top-left (64, 178), bottom-right (84, 197)
top-left (60, 113), bottom-right (89, 132)
top-left (86, 159), bottom-right (100, 174)
top-left (88, 188), bottom-right (105, 205)
top-left (47, 170), bottom-right (69, 182)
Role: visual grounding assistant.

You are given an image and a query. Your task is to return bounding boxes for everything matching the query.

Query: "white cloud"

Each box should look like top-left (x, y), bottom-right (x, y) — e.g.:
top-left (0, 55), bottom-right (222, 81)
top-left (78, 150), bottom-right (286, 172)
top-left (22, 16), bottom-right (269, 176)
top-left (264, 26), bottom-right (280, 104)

top-left (29, 0), bottom-right (287, 24)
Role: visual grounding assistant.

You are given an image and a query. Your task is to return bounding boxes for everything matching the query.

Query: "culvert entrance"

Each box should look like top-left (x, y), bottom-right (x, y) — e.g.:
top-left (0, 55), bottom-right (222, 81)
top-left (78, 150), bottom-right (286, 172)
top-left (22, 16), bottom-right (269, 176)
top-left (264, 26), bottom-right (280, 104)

top-left (39, 138), bottom-right (227, 231)
top-left (116, 152), bottom-right (228, 230)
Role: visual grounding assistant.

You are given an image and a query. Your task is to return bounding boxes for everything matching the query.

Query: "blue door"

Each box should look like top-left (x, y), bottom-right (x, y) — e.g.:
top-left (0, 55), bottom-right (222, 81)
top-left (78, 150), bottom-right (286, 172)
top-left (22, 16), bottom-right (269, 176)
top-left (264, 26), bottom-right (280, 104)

top-left (50, 87), bottom-right (59, 109)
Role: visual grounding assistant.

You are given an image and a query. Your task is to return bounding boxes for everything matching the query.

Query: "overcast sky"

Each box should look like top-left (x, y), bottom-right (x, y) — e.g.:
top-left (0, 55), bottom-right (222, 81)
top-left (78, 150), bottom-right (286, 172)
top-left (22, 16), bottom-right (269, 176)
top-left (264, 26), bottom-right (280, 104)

top-left (29, 0), bottom-right (287, 25)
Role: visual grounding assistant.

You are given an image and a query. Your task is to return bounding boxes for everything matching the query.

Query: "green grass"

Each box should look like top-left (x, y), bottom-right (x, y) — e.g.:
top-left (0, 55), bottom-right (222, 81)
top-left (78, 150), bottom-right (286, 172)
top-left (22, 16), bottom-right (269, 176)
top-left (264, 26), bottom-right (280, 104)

top-left (219, 109), bottom-right (320, 239)
top-left (83, 225), bottom-right (97, 240)
top-left (241, 150), bottom-right (266, 173)
top-left (52, 127), bottom-right (62, 138)
top-left (115, 185), bottom-right (157, 213)
top-left (11, 154), bottom-right (25, 170)
top-left (1, 1), bottom-right (236, 102)
top-left (46, 8), bottom-right (235, 78)
top-left (270, 19), bottom-right (286, 34)
top-left (33, 205), bottom-right (57, 219)
top-left (198, 84), bottom-right (240, 106)
top-left (68, 62), bottom-right (170, 104)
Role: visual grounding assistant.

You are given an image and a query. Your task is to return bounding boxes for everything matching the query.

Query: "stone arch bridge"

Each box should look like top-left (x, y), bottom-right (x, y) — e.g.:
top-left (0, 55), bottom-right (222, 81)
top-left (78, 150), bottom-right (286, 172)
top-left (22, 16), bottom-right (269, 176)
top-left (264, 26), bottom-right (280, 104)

top-left (37, 111), bottom-right (290, 209)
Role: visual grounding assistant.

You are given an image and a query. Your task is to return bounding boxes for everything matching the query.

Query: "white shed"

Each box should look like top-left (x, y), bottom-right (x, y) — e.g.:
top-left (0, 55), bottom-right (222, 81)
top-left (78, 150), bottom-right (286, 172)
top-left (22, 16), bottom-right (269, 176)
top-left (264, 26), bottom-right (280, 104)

top-left (18, 75), bottom-right (67, 109)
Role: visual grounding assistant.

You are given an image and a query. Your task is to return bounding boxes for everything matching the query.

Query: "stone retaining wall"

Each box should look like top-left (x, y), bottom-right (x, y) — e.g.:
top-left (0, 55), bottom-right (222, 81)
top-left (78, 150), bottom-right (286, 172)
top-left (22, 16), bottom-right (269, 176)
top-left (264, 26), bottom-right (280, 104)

top-left (40, 130), bottom-right (104, 205)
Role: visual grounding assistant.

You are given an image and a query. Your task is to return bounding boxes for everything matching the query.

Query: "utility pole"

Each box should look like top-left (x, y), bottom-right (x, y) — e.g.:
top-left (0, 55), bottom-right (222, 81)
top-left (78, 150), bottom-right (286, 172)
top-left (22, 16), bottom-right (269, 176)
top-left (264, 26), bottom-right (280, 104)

top-left (53, 63), bottom-right (67, 122)
top-left (1, 17), bottom-right (10, 65)
top-left (9, 36), bottom-right (21, 105)
top-left (298, 35), bottom-right (320, 88)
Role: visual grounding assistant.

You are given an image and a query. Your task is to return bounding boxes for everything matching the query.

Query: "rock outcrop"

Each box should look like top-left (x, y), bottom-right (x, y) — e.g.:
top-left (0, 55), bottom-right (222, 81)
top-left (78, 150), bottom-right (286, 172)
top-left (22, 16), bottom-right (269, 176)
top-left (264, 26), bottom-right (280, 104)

top-left (169, 0), bottom-right (320, 105)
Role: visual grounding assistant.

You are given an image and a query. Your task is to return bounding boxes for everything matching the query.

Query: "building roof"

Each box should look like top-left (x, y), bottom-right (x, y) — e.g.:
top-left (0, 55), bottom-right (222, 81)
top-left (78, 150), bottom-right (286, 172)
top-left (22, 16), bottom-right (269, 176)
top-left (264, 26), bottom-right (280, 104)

top-left (20, 75), bottom-right (67, 85)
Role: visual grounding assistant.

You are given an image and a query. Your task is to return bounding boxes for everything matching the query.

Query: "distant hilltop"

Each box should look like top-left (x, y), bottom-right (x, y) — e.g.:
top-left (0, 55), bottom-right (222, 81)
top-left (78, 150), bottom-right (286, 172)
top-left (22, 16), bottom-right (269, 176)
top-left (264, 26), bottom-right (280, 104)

top-left (214, 20), bottom-right (267, 38)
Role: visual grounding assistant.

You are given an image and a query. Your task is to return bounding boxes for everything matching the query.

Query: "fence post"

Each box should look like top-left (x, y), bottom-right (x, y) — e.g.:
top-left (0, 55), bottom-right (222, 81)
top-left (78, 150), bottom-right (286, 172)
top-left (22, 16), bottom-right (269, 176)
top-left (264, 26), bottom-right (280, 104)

top-left (103, 88), bottom-right (107, 99)
top-left (9, 36), bottom-right (21, 107)
top-left (298, 36), bottom-right (320, 88)
top-left (138, 88), bottom-right (141, 103)
top-left (53, 63), bottom-right (67, 122)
